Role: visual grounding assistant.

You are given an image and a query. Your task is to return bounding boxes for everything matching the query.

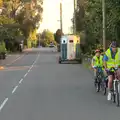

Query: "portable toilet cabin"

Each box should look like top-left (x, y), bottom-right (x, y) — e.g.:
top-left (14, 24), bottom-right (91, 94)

top-left (75, 36), bottom-right (81, 59)
top-left (60, 35), bottom-right (68, 60)
top-left (59, 35), bottom-right (82, 63)
top-left (67, 35), bottom-right (76, 60)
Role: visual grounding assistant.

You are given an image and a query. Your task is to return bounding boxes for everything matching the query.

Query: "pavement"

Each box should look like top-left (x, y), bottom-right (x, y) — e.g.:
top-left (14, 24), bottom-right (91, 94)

top-left (0, 48), bottom-right (119, 120)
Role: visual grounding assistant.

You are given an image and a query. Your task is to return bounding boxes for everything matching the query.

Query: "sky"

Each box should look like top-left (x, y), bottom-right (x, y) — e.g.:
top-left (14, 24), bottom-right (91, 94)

top-left (38, 0), bottom-right (74, 34)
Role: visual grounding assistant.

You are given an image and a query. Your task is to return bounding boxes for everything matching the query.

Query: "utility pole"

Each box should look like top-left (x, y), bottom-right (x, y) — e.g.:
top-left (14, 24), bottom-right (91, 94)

top-left (60, 1), bottom-right (63, 33)
top-left (73, 0), bottom-right (76, 34)
top-left (102, 0), bottom-right (106, 50)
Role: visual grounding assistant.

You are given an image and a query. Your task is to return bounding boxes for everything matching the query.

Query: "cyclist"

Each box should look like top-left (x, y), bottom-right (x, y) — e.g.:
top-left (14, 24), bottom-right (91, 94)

top-left (91, 49), bottom-right (103, 84)
top-left (103, 41), bottom-right (120, 100)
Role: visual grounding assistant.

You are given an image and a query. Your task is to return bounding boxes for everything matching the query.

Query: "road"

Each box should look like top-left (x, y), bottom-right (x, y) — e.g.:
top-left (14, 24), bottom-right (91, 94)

top-left (0, 48), bottom-right (120, 120)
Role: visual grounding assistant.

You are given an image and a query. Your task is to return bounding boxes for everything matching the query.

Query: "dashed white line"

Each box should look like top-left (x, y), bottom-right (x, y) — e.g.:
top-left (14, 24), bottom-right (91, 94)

top-left (19, 78), bottom-right (23, 84)
top-left (7, 55), bottom-right (24, 66)
top-left (32, 54), bottom-right (39, 65)
top-left (0, 53), bottom-right (40, 112)
top-left (0, 98), bottom-right (8, 111)
top-left (11, 55), bottom-right (23, 63)
top-left (24, 73), bottom-right (28, 78)
top-left (29, 67), bottom-right (32, 70)
top-left (28, 69), bottom-right (31, 72)
top-left (12, 86), bottom-right (18, 94)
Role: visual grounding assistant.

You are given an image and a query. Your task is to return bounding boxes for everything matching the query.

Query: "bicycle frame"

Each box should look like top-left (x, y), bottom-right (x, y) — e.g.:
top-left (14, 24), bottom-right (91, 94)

top-left (113, 79), bottom-right (120, 93)
top-left (95, 67), bottom-right (104, 92)
top-left (109, 67), bottom-right (120, 106)
top-left (96, 67), bottom-right (103, 80)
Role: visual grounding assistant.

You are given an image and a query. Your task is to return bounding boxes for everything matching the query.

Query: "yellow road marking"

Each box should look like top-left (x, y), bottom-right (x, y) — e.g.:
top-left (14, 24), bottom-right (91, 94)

top-left (0, 66), bottom-right (4, 69)
top-left (0, 66), bottom-right (29, 71)
top-left (0, 65), bottom-right (37, 71)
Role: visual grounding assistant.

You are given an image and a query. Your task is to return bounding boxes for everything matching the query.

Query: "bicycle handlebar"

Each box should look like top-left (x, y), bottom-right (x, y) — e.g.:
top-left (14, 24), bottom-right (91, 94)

top-left (94, 66), bottom-right (103, 69)
top-left (95, 66), bottom-right (103, 73)
top-left (109, 67), bottom-right (118, 72)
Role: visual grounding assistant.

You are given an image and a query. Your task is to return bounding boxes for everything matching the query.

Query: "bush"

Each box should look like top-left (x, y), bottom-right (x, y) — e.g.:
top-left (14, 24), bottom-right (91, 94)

top-left (41, 29), bottom-right (57, 47)
top-left (0, 41), bottom-right (6, 53)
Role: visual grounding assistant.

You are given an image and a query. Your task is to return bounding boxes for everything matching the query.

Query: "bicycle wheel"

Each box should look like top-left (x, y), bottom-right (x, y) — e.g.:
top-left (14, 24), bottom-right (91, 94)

top-left (103, 82), bottom-right (107, 95)
top-left (100, 79), bottom-right (106, 95)
top-left (116, 92), bottom-right (119, 106)
top-left (95, 71), bottom-right (102, 92)
top-left (94, 81), bottom-right (97, 87)
top-left (112, 92), bottom-right (116, 103)
top-left (115, 81), bottom-right (119, 107)
top-left (96, 81), bottom-right (100, 92)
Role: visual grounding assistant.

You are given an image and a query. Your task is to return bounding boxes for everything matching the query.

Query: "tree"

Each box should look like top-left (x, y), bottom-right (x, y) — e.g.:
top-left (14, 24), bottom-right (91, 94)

top-left (74, 0), bottom-right (120, 54)
top-left (0, 0), bottom-right (43, 47)
top-left (41, 29), bottom-right (56, 47)
top-left (54, 29), bottom-right (64, 44)
top-left (12, 0), bottom-right (43, 46)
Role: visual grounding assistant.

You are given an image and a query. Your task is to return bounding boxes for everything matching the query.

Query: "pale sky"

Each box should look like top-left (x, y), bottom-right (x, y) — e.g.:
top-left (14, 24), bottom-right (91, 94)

top-left (38, 0), bottom-right (74, 34)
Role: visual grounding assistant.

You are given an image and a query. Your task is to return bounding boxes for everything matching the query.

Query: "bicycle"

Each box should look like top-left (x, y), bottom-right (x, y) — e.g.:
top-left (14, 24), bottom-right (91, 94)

top-left (94, 67), bottom-right (104, 92)
top-left (101, 75), bottom-right (108, 95)
top-left (108, 67), bottom-right (120, 107)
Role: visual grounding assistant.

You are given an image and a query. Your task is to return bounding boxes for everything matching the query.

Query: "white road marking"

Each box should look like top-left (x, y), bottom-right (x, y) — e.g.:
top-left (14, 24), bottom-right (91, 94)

top-left (10, 55), bottom-right (23, 63)
top-left (24, 73), bottom-right (28, 77)
top-left (33, 54), bottom-right (40, 65)
top-left (0, 98), bottom-right (8, 111)
top-left (6, 55), bottom-right (24, 66)
top-left (19, 78), bottom-right (23, 84)
top-left (12, 86), bottom-right (18, 94)
top-left (0, 53), bottom-right (40, 111)
top-left (29, 67), bottom-right (32, 70)
top-left (28, 69), bottom-right (31, 72)
top-left (24, 54), bottom-right (40, 77)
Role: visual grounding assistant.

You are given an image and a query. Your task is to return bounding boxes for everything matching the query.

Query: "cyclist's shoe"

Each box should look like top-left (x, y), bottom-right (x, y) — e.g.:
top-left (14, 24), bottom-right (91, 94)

top-left (107, 92), bottom-right (112, 101)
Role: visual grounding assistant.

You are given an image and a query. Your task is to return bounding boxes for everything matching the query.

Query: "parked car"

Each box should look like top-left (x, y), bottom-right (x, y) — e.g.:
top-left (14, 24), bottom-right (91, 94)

top-left (48, 42), bottom-right (56, 48)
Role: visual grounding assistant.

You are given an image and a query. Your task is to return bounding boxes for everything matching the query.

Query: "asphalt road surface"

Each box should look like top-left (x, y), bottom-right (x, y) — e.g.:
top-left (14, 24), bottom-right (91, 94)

top-left (0, 48), bottom-right (120, 120)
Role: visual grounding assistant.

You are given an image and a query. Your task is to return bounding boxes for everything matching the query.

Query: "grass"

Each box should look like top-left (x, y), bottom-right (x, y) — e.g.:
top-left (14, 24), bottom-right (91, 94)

top-left (83, 63), bottom-right (90, 68)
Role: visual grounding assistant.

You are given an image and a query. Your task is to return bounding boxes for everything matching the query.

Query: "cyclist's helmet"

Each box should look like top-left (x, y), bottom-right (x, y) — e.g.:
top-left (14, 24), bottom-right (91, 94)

top-left (95, 49), bottom-right (101, 53)
top-left (110, 41), bottom-right (117, 48)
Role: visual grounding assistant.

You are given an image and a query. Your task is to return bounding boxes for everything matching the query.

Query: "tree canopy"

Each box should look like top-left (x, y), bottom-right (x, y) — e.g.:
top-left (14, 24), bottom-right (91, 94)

top-left (54, 29), bottom-right (64, 44)
top-left (40, 29), bottom-right (57, 47)
top-left (75, 0), bottom-right (120, 53)
top-left (0, 0), bottom-right (43, 47)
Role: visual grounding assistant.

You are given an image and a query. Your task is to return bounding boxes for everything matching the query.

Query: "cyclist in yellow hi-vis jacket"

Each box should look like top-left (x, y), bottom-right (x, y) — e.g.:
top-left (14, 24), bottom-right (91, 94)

top-left (91, 49), bottom-right (103, 83)
top-left (103, 41), bottom-right (120, 100)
